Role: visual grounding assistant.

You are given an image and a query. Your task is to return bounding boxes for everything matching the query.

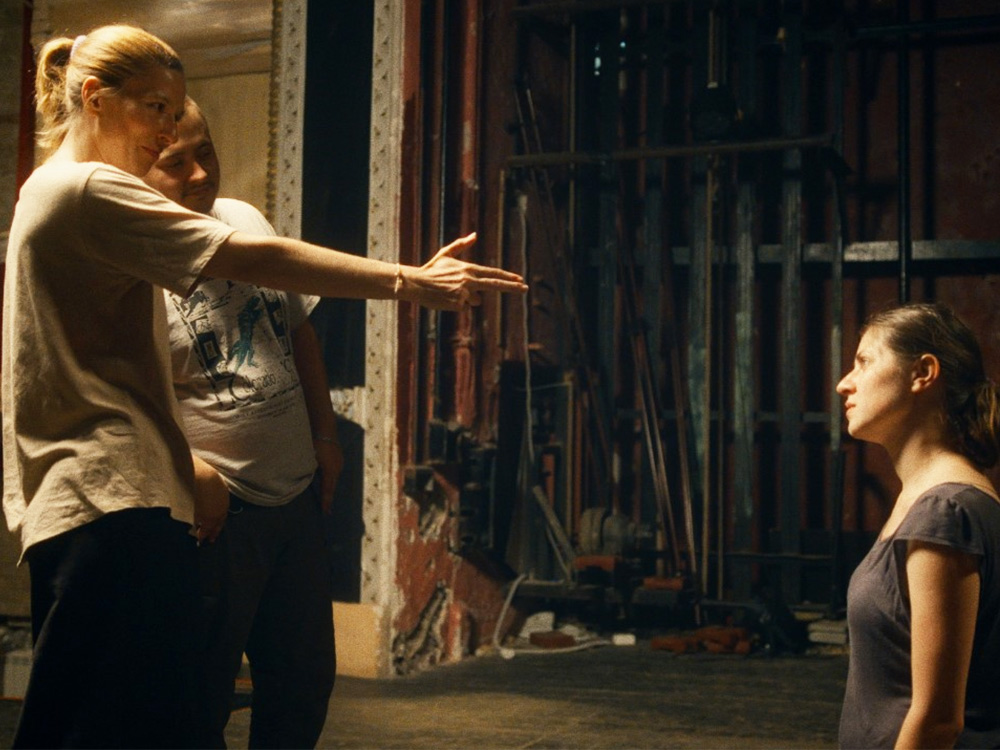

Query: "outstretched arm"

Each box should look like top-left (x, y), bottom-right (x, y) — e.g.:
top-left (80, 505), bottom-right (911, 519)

top-left (202, 232), bottom-right (526, 310)
top-left (895, 540), bottom-right (980, 749)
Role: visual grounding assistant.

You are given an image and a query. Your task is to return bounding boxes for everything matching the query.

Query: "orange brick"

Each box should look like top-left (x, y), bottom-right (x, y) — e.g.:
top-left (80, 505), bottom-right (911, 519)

top-left (694, 626), bottom-right (749, 649)
top-left (529, 630), bottom-right (577, 649)
top-left (641, 576), bottom-right (687, 591)
top-left (650, 635), bottom-right (698, 654)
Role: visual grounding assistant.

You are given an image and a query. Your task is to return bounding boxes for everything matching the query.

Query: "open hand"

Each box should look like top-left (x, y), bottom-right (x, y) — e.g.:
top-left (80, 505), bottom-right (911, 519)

top-left (401, 232), bottom-right (528, 310)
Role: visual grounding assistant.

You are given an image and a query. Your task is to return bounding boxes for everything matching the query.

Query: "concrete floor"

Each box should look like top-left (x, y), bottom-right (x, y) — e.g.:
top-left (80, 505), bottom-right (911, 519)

top-left (217, 643), bottom-right (848, 749)
top-left (0, 641), bottom-right (848, 748)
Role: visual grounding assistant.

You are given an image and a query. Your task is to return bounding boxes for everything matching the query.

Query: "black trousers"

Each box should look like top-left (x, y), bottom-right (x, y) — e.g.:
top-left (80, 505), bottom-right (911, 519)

top-left (199, 486), bottom-right (336, 749)
top-left (14, 507), bottom-right (206, 749)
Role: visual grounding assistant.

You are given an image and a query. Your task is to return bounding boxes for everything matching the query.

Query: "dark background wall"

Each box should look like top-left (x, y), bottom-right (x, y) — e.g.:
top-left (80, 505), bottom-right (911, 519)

top-left (302, 0), bottom-right (373, 603)
top-left (282, 0), bottom-right (1000, 659)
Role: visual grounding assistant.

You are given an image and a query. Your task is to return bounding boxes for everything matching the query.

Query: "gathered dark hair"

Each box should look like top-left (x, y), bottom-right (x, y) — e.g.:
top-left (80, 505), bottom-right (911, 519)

top-left (865, 302), bottom-right (1000, 468)
top-left (35, 25), bottom-right (183, 156)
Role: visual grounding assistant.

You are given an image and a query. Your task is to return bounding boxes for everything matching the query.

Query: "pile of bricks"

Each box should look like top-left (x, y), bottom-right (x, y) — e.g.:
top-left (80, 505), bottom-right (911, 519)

top-left (650, 625), bottom-right (753, 655)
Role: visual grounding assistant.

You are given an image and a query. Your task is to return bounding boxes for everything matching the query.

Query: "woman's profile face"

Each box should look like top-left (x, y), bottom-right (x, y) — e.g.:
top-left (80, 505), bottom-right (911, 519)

top-left (836, 327), bottom-right (914, 444)
top-left (90, 65), bottom-right (186, 177)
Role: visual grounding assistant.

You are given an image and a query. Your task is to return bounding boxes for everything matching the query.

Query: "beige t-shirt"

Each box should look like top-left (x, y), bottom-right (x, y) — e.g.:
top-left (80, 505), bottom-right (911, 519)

top-left (2, 161), bottom-right (236, 557)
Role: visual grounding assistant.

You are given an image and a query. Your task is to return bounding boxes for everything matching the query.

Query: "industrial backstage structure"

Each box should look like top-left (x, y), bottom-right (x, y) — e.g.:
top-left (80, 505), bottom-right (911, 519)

top-left (2, 0), bottom-right (999, 678)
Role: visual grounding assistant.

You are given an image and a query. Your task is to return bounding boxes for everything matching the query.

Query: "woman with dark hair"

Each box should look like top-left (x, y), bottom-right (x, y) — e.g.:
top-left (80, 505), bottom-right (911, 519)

top-left (836, 302), bottom-right (1000, 749)
top-left (4, 24), bottom-right (524, 748)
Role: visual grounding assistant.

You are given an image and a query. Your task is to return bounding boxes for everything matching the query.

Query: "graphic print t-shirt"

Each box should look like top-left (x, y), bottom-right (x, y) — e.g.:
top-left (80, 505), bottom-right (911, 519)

top-left (165, 199), bottom-right (320, 505)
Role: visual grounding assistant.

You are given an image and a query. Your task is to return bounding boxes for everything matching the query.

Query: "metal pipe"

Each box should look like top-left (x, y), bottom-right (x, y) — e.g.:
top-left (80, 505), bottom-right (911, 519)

top-left (701, 3), bottom-right (717, 602)
top-left (512, 0), bottom-right (689, 18)
top-left (897, 2), bottom-right (911, 302)
top-left (495, 167), bottom-right (507, 351)
top-left (452, 0), bottom-right (482, 426)
top-left (778, 4), bottom-right (804, 604)
top-left (505, 133), bottom-right (832, 168)
top-left (827, 4), bottom-right (848, 616)
top-left (425, 0), bottom-right (449, 444)
top-left (702, 159), bottom-right (713, 598)
top-left (854, 14), bottom-right (1000, 39)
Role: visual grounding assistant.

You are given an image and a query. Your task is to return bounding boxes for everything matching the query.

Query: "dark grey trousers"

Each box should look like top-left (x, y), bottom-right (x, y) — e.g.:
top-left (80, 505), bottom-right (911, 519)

top-left (200, 485), bottom-right (337, 749)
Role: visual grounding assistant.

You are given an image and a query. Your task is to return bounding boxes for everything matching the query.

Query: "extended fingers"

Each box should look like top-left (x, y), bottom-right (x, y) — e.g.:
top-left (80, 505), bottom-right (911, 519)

top-left (450, 265), bottom-right (527, 305)
top-left (464, 263), bottom-right (528, 291)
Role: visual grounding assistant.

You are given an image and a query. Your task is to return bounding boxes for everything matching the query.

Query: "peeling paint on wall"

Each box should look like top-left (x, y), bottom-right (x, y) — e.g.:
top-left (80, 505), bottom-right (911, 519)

top-left (391, 582), bottom-right (449, 675)
top-left (418, 502), bottom-right (447, 540)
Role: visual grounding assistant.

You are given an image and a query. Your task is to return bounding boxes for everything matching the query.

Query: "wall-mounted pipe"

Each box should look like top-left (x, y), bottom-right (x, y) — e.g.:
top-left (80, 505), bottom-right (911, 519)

top-left (896, 2), bottom-right (911, 303)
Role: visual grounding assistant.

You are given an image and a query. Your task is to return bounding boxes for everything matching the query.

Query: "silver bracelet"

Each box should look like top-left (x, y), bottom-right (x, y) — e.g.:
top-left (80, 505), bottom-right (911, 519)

top-left (313, 434), bottom-right (337, 444)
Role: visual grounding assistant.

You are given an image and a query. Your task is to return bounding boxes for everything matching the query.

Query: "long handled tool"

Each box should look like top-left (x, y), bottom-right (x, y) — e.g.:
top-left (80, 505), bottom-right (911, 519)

top-left (618, 242), bottom-right (682, 574)
top-left (513, 81), bottom-right (614, 510)
top-left (660, 199), bottom-right (699, 586)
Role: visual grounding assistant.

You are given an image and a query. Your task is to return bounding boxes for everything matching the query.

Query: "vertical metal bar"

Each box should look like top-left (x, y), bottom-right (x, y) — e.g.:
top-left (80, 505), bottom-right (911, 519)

top-left (688, 5), bottom-right (710, 598)
top-left (732, 0), bottom-right (758, 602)
top-left (644, 6), bottom-right (665, 414)
top-left (643, 5), bottom-right (667, 559)
top-left (701, 4), bottom-right (718, 602)
top-left (421, 0), bottom-right (449, 461)
top-left (897, 1), bottom-right (911, 302)
top-left (701, 163), bottom-right (713, 597)
top-left (711, 4), bottom-right (730, 603)
top-left (661, 2), bottom-right (698, 588)
top-left (827, 2), bottom-right (848, 615)
top-left (733, 180), bottom-right (755, 597)
top-left (779, 2), bottom-right (803, 604)
top-left (453, 0), bottom-right (482, 426)
top-left (597, 11), bottom-right (621, 511)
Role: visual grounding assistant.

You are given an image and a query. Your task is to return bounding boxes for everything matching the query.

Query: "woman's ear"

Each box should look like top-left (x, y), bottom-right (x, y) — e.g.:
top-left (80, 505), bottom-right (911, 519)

top-left (80, 76), bottom-right (103, 113)
top-left (911, 353), bottom-right (941, 393)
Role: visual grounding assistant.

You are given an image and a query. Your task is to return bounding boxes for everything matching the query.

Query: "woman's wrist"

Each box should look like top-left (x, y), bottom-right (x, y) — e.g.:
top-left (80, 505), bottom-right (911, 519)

top-left (392, 262), bottom-right (413, 301)
top-left (393, 262), bottom-right (403, 297)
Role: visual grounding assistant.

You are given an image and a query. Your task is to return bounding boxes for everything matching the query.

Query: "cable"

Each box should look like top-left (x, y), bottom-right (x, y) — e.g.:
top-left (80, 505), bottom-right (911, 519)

top-left (491, 572), bottom-right (527, 658)
top-left (490, 573), bottom-right (611, 660)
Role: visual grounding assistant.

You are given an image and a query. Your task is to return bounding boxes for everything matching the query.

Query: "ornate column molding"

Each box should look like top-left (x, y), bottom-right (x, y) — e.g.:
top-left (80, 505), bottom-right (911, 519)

top-left (269, 0), bottom-right (401, 676)
top-left (363, 0), bottom-right (403, 630)
top-left (267, 0), bottom-right (306, 238)
top-left (20, 0), bottom-right (409, 679)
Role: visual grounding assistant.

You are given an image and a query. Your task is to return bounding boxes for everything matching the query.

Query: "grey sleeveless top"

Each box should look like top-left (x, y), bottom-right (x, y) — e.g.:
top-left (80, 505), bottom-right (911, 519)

top-left (839, 483), bottom-right (1000, 748)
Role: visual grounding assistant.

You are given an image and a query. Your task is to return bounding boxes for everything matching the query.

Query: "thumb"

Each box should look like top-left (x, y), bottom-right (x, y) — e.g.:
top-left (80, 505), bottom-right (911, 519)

top-left (426, 232), bottom-right (477, 265)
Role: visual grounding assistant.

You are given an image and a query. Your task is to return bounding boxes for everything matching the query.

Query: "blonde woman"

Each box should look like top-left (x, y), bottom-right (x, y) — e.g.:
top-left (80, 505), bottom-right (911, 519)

top-left (4, 25), bottom-right (524, 747)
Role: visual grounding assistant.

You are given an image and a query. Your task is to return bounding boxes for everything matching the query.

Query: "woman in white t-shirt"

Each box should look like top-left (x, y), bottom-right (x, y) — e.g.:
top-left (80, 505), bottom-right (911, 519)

top-left (4, 24), bottom-right (525, 748)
